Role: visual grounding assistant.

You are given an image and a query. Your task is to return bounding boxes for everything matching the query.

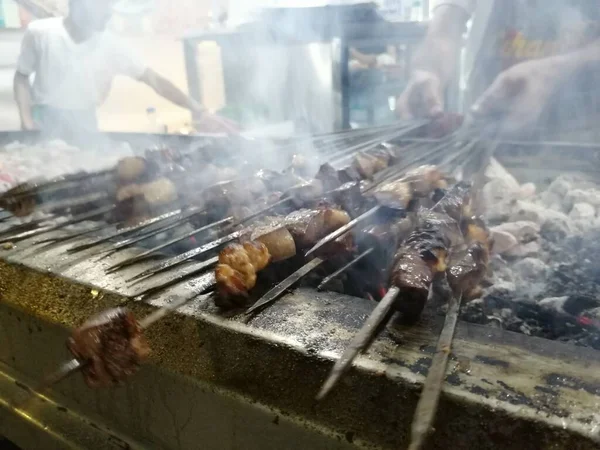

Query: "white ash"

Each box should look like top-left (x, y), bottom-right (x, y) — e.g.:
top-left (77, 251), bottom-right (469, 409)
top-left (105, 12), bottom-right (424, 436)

top-left (0, 139), bottom-right (133, 193)
top-left (460, 166), bottom-right (600, 349)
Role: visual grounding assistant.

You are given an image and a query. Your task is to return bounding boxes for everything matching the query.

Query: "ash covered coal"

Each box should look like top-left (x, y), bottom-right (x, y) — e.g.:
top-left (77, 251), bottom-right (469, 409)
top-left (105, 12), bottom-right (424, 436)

top-left (459, 160), bottom-right (600, 350)
top-left (0, 139), bottom-right (133, 193)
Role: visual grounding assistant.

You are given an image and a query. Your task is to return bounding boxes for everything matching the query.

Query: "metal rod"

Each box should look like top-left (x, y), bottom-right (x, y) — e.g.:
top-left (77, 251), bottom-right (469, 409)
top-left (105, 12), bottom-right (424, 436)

top-left (317, 248), bottom-right (373, 291)
top-left (0, 205), bottom-right (114, 245)
top-left (35, 223), bottom-right (113, 245)
top-left (123, 228), bottom-right (249, 281)
top-left (132, 258), bottom-right (218, 299)
top-left (245, 257), bottom-right (325, 316)
top-left (304, 206), bottom-right (380, 258)
top-left (326, 121), bottom-right (428, 166)
top-left (408, 293), bottom-right (463, 450)
top-left (105, 216), bottom-right (232, 273)
top-left (316, 286), bottom-right (400, 401)
top-left (66, 207), bottom-right (203, 254)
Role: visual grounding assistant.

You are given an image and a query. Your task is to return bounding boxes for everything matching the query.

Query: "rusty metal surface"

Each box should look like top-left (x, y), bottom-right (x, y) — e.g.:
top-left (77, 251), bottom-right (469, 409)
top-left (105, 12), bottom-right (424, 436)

top-left (0, 230), bottom-right (600, 449)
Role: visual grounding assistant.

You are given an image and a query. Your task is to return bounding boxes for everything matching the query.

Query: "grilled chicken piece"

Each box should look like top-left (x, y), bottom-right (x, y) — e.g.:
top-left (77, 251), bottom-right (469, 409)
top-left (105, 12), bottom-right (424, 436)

top-left (216, 242), bottom-right (271, 299)
top-left (67, 308), bottom-right (150, 388)
top-left (116, 157), bottom-right (147, 182)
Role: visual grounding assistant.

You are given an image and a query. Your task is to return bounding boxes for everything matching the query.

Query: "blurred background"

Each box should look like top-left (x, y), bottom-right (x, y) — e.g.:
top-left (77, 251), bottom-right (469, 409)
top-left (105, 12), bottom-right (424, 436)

top-left (0, 0), bottom-right (436, 134)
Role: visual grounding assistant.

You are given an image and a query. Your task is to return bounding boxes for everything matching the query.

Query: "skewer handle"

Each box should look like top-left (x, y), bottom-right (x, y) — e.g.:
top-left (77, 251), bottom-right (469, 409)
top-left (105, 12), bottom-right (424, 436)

top-left (408, 293), bottom-right (462, 450)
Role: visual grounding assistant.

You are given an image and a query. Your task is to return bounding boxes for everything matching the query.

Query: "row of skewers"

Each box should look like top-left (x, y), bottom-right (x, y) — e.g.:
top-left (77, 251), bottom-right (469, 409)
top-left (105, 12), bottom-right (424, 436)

top-left (0, 118), bottom-right (491, 449)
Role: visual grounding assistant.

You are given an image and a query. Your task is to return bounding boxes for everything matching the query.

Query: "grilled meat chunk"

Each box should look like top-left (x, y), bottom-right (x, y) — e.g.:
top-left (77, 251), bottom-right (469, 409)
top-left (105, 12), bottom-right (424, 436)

top-left (390, 213), bottom-right (451, 322)
top-left (353, 152), bottom-right (388, 179)
top-left (67, 308), bottom-right (150, 388)
top-left (250, 225), bottom-right (297, 262)
top-left (216, 241), bottom-right (271, 298)
top-left (370, 165), bottom-right (449, 210)
top-left (447, 242), bottom-right (489, 300)
top-left (284, 208), bottom-right (351, 247)
top-left (116, 157), bottom-right (147, 182)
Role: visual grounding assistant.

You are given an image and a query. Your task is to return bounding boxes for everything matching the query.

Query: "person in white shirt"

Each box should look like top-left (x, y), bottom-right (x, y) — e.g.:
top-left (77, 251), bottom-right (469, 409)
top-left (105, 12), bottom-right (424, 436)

top-left (14, 0), bottom-right (237, 138)
top-left (396, 0), bottom-right (600, 138)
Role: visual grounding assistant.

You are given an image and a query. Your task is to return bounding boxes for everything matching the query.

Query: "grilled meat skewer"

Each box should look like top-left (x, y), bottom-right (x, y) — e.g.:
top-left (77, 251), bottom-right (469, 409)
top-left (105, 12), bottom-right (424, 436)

top-left (316, 182), bottom-right (474, 401)
top-left (215, 207), bottom-right (351, 304)
top-left (408, 215), bottom-right (493, 450)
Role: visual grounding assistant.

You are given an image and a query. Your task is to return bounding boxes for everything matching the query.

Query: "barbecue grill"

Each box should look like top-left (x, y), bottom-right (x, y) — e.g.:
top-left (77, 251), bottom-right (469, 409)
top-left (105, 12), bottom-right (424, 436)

top-left (0, 129), bottom-right (600, 450)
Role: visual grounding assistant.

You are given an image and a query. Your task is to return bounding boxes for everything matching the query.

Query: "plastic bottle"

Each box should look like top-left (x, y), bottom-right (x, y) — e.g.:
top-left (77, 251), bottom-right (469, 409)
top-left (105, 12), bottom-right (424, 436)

top-left (411, 0), bottom-right (423, 22)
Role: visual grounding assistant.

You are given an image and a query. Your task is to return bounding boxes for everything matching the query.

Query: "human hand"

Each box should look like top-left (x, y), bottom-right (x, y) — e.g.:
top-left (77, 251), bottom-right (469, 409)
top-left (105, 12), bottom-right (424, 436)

top-left (471, 58), bottom-right (564, 137)
top-left (396, 70), bottom-right (445, 119)
top-left (21, 118), bottom-right (38, 131)
top-left (193, 110), bottom-right (241, 134)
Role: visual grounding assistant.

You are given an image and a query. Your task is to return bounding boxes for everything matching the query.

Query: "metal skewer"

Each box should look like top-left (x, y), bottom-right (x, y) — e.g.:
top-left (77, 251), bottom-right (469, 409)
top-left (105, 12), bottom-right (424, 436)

top-left (8, 290), bottom-right (214, 415)
top-left (305, 206), bottom-right (380, 258)
top-left (67, 207), bottom-right (204, 254)
top-left (124, 228), bottom-right (249, 282)
top-left (317, 248), bottom-right (373, 291)
top-left (105, 216), bottom-right (232, 273)
top-left (316, 286), bottom-right (400, 401)
top-left (245, 257), bottom-right (326, 316)
top-left (408, 293), bottom-right (463, 450)
top-left (0, 205), bottom-right (114, 245)
top-left (36, 223), bottom-right (113, 245)
top-left (132, 258), bottom-right (218, 299)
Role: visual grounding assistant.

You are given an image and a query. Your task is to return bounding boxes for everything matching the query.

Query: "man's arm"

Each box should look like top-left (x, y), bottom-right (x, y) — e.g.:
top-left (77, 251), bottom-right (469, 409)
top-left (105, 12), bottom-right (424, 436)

top-left (14, 25), bottom-right (38, 130)
top-left (396, 2), bottom-right (474, 118)
top-left (14, 72), bottom-right (35, 130)
top-left (553, 38), bottom-right (600, 77)
top-left (139, 69), bottom-right (204, 114)
top-left (414, 3), bottom-right (472, 83)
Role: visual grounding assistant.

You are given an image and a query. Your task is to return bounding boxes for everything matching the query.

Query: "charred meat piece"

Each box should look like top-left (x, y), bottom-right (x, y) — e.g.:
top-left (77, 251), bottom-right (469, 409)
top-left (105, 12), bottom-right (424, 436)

top-left (447, 215), bottom-right (493, 300)
top-left (432, 181), bottom-right (472, 221)
top-left (315, 163), bottom-right (343, 192)
top-left (371, 179), bottom-right (412, 210)
top-left (370, 165), bottom-right (448, 210)
top-left (329, 181), bottom-right (370, 218)
top-left (0, 183), bottom-right (37, 217)
top-left (67, 308), bottom-right (150, 388)
top-left (115, 178), bottom-right (178, 225)
top-left (283, 208), bottom-right (350, 248)
top-left (285, 180), bottom-right (325, 207)
top-left (353, 152), bottom-right (388, 179)
top-left (447, 242), bottom-right (489, 300)
top-left (389, 214), bottom-right (451, 322)
top-left (203, 178), bottom-right (268, 218)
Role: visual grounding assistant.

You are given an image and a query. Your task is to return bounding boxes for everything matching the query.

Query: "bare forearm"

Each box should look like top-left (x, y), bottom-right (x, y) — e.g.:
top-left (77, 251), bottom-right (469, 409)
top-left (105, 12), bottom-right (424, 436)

top-left (556, 38), bottom-right (600, 76)
top-left (13, 73), bottom-right (34, 126)
top-left (413, 5), bottom-right (470, 82)
top-left (141, 69), bottom-right (202, 112)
